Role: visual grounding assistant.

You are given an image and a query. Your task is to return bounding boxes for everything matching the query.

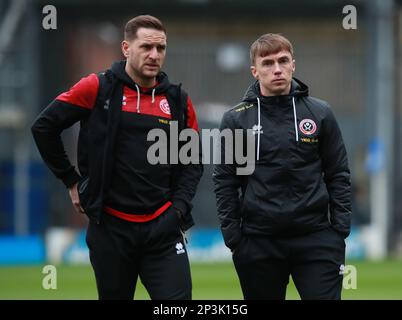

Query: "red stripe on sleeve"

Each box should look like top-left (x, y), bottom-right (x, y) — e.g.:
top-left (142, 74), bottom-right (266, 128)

top-left (186, 96), bottom-right (199, 131)
top-left (56, 73), bottom-right (99, 109)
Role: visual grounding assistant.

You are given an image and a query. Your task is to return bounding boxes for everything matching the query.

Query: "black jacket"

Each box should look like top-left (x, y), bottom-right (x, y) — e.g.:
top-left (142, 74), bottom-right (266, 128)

top-left (31, 61), bottom-right (203, 227)
top-left (213, 78), bottom-right (351, 250)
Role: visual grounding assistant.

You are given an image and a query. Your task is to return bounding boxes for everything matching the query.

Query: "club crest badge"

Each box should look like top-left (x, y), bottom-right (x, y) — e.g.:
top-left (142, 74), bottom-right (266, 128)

top-left (299, 119), bottom-right (317, 135)
top-left (159, 98), bottom-right (171, 115)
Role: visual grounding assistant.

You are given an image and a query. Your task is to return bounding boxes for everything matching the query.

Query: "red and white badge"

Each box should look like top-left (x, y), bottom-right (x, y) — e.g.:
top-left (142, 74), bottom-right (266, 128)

top-left (159, 98), bottom-right (171, 115)
top-left (299, 119), bottom-right (317, 135)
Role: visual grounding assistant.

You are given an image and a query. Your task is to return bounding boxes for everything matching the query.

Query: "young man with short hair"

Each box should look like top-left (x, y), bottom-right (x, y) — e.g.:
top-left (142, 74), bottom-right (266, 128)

top-left (214, 33), bottom-right (351, 300)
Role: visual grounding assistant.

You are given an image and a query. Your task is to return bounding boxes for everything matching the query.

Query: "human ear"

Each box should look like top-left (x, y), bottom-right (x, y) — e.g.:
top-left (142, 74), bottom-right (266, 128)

top-left (121, 40), bottom-right (130, 58)
top-left (251, 66), bottom-right (259, 79)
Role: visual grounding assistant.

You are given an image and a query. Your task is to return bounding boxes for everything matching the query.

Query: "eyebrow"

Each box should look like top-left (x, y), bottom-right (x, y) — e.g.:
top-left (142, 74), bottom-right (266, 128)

top-left (260, 55), bottom-right (290, 63)
top-left (140, 42), bottom-right (166, 49)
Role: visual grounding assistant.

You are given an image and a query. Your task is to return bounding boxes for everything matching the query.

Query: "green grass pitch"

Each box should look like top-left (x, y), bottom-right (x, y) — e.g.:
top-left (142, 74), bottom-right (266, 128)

top-left (0, 260), bottom-right (401, 299)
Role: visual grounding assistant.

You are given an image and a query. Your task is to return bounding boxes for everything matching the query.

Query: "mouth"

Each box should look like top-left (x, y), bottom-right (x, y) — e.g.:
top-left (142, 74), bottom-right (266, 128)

top-left (272, 78), bottom-right (285, 83)
top-left (145, 64), bottom-right (159, 69)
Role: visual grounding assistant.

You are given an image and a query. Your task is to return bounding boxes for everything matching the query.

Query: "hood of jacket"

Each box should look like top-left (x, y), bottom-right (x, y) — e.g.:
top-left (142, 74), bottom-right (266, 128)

top-left (110, 60), bottom-right (172, 114)
top-left (240, 77), bottom-right (309, 161)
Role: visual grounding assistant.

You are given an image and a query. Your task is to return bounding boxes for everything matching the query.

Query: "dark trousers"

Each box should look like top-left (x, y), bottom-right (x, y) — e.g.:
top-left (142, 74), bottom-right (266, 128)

top-left (233, 227), bottom-right (345, 300)
top-left (86, 207), bottom-right (192, 300)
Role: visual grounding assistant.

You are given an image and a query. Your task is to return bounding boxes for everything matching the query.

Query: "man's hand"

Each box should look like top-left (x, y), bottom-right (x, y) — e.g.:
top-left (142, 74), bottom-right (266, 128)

top-left (69, 183), bottom-right (85, 214)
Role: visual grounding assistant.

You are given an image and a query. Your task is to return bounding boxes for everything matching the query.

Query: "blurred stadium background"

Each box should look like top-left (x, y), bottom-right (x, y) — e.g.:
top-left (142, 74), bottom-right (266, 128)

top-left (1, 0), bottom-right (402, 299)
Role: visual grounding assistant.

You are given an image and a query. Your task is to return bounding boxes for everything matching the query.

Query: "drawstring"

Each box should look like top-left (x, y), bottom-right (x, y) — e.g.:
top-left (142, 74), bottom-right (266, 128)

top-left (134, 85), bottom-right (156, 112)
top-left (257, 97), bottom-right (261, 161)
top-left (292, 97), bottom-right (299, 142)
top-left (135, 84), bottom-right (140, 113)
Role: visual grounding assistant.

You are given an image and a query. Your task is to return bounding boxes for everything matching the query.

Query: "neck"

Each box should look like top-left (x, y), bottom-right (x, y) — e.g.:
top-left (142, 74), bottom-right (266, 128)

top-left (125, 64), bottom-right (156, 88)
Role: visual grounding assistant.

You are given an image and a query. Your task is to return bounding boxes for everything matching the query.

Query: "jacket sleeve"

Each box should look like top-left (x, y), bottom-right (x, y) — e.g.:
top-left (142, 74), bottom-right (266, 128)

top-left (213, 111), bottom-right (243, 250)
top-left (31, 100), bottom-right (91, 188)
top-left (320, 105), bottom-right (352, 238)
top-left (31, 74), bottom-right (98, 188)
top-left (171, 96), bottom-right (203, 226)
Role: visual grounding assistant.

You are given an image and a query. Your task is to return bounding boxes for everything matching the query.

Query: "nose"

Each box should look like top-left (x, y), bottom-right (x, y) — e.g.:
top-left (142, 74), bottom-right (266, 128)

top-left (149, 47), bottom-right (159, 60)
top-left (273, 62), bottom-right (282, 75)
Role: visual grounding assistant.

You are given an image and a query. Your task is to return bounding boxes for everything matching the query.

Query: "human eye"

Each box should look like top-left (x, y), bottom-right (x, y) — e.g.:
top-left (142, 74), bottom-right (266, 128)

top-left (262, 60), bottom-right (274, 67)
top-left (141, 44), bottom-right (152, 50)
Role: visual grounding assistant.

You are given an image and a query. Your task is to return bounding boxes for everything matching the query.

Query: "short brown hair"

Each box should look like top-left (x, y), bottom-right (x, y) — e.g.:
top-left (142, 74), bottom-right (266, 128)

top-left (124, 15), bottom-right (166, 41)
top-left (250, 33), bottom-right (294, 65)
